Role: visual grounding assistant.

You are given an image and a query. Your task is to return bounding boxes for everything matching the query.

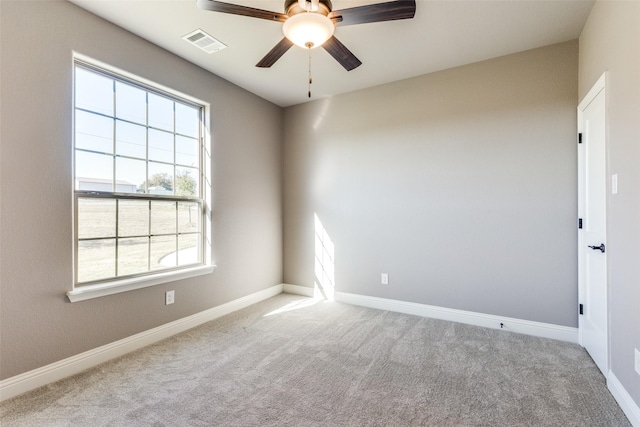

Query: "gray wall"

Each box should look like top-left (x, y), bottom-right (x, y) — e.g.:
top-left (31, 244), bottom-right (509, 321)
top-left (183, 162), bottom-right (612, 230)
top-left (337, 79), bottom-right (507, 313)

top-left (283, 41), bottom-right (579, 327)
top-left (579, 0), bottom-right (640, 406)
top-left (0, 1), bottom-right (283, 379)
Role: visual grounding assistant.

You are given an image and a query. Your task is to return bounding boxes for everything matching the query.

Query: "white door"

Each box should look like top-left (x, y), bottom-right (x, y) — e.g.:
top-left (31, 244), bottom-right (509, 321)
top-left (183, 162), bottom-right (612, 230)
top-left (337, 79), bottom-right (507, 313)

top-left (578, 73), bottom-right (608, 376)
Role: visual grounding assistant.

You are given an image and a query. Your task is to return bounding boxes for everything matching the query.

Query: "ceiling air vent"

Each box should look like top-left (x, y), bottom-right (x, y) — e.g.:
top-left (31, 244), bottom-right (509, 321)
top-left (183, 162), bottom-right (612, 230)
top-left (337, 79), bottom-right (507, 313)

top-left (183, 29), bottom-right (227, 54)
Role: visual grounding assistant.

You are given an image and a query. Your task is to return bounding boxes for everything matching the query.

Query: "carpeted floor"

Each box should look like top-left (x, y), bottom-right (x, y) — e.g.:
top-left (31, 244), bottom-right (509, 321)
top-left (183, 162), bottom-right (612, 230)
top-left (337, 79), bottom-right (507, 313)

top-left (0, 294), bottom-right (631, 426)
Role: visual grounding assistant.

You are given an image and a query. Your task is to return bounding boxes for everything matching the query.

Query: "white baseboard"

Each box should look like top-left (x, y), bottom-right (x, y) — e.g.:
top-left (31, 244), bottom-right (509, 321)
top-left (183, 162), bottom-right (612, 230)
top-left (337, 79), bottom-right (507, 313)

top-left (283, 284), bottom-right (578, 343)
top-left (608, 371), bottom-right (640, 426)
top-left (0, 284), bottom-right (284, 402)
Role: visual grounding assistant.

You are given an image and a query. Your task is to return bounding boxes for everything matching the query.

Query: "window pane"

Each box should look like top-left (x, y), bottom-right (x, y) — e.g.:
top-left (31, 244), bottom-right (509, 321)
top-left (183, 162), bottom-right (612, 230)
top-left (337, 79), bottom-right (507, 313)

top-left (175, 103), bottom-right (199, 138)
top-left (147, 162), bottom-right (173, 195)
top-left (175, 167), bottom-right (198, 197)
top-left (116, 157), bottom-right (145, 193)
top-left (148, 93), bottom-right (173, 131)
top-left (74, 62), bottom-right (205, 286)
top-left (78, 198), bottom-right (116, 239)
top-left (116, 120), bottom-right (146, 159)
top-left (76, 68), bottom-right (114, 116)
top-left (176, 135), bottom-right (198, 167)
top-left (178, 234), bottom-right (200, 266)
top-left (151, 235), bottom-right (177, 270)
top-left (75, 151), bottom-right (113, 191)
top-left (178, 202), bottom-right (199, 233)
top-left (75, 110), bottom-right (113, 153)
top-left (148, 129), bottom-right (174, 163)
top-left (151, 201), bottom-right (176, 235)
top-left (118, 237), bottom-right (149, 276)
top-left (115, 82), bottom-right (146, 125)
top-left (118, 200), bottom-right (149, 237)
top-left (77, 239), bottom-right (116, 283)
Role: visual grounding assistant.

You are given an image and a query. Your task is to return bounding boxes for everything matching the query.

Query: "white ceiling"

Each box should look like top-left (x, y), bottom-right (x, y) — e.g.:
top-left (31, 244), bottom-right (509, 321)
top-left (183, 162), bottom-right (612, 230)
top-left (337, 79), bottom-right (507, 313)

top-left (69, 0), bottom-right (594, 107)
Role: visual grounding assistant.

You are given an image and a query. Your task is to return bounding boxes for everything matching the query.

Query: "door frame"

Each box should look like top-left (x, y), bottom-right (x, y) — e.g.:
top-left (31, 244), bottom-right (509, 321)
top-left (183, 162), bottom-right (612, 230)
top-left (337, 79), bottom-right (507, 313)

top-left (577, 72), bottom-right (609, 375)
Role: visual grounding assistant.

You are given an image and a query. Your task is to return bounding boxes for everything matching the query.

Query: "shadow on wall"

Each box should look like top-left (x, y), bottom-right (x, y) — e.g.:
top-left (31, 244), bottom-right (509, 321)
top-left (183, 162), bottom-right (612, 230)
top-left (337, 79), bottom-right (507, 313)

top-left (314, 213), bottom-right (335, 301)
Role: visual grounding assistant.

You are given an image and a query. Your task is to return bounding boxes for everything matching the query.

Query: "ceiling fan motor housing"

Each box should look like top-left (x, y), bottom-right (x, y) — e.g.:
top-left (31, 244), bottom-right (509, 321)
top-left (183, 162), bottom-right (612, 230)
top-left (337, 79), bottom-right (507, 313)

top-left (284, 0), bottom-right (333, 16)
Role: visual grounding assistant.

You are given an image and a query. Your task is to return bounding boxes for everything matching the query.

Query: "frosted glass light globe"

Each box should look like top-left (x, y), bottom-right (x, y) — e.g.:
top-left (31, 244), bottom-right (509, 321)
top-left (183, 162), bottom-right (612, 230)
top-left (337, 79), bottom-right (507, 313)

top-left (283, 13), bottom-right (335, 49)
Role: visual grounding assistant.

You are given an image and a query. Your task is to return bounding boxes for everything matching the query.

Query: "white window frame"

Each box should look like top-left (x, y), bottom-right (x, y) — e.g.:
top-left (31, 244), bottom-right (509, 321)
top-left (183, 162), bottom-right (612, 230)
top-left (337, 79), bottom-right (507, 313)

top-left (68, 56), bottom-right (214, 302)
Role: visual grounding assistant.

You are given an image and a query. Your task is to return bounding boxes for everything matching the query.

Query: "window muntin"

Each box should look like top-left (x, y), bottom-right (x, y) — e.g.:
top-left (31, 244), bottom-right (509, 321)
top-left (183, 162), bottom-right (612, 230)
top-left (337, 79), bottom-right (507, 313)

top-left (74, 62), bottom-right (205, 287)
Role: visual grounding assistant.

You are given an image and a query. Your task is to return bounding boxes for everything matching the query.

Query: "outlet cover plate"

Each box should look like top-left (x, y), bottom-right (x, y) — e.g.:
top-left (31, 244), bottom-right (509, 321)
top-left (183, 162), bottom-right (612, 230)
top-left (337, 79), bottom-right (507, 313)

top-left (165, 290), bottom-right (175, 305)
top-left (381, 273), bottom-right (389, 285)
top-left (635, 348), bottom-right (640, 376)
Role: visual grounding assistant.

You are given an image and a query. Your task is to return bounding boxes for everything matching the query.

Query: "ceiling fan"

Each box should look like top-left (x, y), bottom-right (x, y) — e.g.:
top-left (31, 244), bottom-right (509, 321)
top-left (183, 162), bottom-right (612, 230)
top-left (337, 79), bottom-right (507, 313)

top-left (196, 0), bottom-right (416, 71)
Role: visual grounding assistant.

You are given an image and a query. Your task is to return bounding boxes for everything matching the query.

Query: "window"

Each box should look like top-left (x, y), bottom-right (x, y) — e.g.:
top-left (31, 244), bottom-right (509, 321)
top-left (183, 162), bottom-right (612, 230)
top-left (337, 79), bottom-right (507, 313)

top-left (71, 60), bottom-right (212, 300)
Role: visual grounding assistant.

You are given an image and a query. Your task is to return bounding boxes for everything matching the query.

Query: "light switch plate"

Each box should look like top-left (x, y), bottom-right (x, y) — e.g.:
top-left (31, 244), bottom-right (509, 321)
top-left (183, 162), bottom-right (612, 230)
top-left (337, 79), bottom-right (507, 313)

top-left (635, 348), bottom-right (640, 376)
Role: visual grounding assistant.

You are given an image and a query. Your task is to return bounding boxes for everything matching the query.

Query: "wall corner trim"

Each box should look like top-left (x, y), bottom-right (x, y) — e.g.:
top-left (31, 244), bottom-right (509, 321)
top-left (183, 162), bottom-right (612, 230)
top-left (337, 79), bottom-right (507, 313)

top-left (283, 284), bottom-right (579, 343)
top-left (608, 371), bottom-right (640, 427)
top-left (0, 284), bottom-right (284, 402)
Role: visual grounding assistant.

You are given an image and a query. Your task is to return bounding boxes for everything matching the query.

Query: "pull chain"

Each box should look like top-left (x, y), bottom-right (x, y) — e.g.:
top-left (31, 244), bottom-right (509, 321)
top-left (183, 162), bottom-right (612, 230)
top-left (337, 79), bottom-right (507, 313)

top-left (306, 42), bottom-right (313, 98)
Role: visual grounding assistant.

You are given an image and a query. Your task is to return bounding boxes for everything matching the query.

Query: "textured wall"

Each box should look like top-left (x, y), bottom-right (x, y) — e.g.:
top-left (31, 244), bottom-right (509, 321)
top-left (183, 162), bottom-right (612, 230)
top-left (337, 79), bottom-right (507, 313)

top-left (283, 41), bottom-right (579, 327)
top-left (0, 1), bottom-right (283, 379)
top-left (579, 0), bottom-right (640, 406)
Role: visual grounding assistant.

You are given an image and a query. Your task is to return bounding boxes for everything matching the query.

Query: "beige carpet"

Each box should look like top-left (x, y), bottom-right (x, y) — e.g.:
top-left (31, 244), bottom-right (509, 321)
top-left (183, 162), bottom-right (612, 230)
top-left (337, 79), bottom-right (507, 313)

top-left (0, 293), bottom-right (631, 426)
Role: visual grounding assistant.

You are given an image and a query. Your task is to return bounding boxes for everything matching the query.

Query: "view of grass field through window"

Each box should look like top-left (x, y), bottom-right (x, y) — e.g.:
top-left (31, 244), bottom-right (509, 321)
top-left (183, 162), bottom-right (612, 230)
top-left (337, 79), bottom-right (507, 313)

top-left (74, 62), bottom-right (204, 285)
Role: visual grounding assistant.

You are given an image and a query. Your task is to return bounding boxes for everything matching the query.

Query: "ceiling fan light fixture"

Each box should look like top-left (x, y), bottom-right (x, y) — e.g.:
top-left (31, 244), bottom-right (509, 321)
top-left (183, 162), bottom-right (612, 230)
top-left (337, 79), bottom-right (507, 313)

top-left (282, 12), bottom-right (335, 49)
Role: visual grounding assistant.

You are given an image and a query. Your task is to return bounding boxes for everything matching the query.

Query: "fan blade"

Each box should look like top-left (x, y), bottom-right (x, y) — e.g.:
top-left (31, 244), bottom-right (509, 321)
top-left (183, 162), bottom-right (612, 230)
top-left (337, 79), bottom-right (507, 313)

top-left (196, 0), bottom-right (287, 22)
top-left (322, 36), bottom-right (362, 71)
top-left (329, 0), bottom-right (416, 26)
top-left (256, 38), bottom-right (295, 68)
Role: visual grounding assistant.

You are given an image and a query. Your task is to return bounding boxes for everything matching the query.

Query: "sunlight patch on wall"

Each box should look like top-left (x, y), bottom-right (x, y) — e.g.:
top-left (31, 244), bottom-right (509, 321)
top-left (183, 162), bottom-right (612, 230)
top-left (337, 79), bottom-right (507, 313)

top-left (314, 213), bottom-right (335, 300)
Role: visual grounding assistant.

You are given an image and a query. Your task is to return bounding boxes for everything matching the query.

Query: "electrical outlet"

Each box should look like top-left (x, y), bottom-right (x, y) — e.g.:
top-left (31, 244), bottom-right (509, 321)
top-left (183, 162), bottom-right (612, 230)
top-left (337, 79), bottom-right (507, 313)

top-left (635, 348), bottom-right (640, 376)
top-left (165, 290), bottom-right (175, 305)
top-left (381, 273), bottom-right (389, 285)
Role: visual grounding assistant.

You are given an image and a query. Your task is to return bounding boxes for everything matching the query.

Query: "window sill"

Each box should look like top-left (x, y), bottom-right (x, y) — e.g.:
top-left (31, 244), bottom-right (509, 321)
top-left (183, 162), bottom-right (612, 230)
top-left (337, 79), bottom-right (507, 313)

top-left (66, 265), bottom-right (216, 303)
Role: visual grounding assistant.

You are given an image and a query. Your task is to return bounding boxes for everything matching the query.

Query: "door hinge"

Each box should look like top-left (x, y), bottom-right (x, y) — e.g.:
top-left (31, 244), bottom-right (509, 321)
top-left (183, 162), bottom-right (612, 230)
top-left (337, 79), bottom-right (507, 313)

top-left (578, 218), bottom-right (583, 229)
top-left (579, 304), bottom-right (584, 315)
top-left (578, 133), bottom-right (583, 144)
